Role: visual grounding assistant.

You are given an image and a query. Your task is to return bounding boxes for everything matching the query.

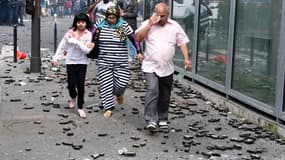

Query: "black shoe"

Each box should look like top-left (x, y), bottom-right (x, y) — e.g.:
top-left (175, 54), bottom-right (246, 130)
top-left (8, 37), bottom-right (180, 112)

top-left (146, 122), bottom-right (157, 131)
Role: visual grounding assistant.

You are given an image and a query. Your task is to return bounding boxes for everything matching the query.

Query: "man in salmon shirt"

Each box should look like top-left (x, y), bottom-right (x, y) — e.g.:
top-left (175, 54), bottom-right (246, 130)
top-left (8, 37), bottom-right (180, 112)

top-left (135, 2), bottom-right (192, 131)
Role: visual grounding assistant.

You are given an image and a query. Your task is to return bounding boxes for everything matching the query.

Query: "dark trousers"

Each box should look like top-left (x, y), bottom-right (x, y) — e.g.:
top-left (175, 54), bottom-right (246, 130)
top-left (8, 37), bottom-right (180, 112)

top-left (8, 6), bottom-right (18, 25)
top-left (144, 72), bottom-right (173, 123)
top-left (66, 64), bottom-right (87, 109)
top-left (18, 6), bottom-right (24, 24)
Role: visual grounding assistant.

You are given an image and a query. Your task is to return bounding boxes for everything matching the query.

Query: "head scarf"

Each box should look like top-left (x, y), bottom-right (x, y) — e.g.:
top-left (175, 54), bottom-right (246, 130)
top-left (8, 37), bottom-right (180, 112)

top-left (102, 6), bottom-right (126, 42)
top-left (105, 6), bottom-right (120, 19)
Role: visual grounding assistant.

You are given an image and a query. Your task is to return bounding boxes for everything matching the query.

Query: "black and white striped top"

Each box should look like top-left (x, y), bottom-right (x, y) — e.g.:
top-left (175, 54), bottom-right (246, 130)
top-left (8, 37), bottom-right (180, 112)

top-left (96, 20), bottom-right (133, 66)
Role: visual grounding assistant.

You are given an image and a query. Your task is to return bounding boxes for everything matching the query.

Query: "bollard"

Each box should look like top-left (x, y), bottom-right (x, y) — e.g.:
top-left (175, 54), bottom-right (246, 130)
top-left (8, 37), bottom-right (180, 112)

top-left (13, 25), bottom-right (17, 63)
top-left (54, 14), bottom-right (57, 53)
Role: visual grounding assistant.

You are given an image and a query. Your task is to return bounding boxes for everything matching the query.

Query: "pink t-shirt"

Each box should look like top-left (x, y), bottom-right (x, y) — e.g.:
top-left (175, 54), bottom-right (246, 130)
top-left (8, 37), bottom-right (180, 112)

top-left (136, 19), bottom-right (189, 77)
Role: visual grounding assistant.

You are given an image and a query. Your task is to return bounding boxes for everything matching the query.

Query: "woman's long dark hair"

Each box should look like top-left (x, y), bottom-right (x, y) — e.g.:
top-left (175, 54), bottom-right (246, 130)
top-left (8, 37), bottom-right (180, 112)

top-left (71, 13), bottom-right (92, 31)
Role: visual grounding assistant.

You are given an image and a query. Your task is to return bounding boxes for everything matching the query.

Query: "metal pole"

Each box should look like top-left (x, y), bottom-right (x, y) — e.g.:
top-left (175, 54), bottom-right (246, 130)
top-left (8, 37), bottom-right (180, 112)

top-left (13, 25), bottom-right (17, 63)
top-left (54, 14), bottom-right (57, 53)
top-left (30, 0), bottom-right (41, 73)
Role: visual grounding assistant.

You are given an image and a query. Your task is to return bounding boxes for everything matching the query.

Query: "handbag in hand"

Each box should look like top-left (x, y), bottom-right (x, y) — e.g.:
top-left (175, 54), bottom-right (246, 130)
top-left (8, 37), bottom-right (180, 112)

top-left (87, 29), bottom-right (101, 59)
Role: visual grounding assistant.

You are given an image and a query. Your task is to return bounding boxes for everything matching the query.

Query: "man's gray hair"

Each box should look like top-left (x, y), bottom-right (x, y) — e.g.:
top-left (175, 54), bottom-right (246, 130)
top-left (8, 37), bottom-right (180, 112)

top-left (154, 2), bottom-right (169, 13)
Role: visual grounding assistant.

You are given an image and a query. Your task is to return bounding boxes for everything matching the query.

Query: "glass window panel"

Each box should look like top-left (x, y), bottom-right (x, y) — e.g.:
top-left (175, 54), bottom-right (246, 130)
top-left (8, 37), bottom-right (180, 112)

top-left (196, 0), bottom-right (230, 85)
top-left (173, 0), bottom-right (195, 68)
top-left (233, 0), bottom-right (281, 106)
top-left (144, 0), bottom-right (169, 19)
top-left (283, 83), bottom-right (285, 112)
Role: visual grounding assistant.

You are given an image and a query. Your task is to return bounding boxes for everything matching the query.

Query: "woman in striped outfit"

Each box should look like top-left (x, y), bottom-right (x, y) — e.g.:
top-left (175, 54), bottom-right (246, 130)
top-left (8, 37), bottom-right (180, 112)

top-left (92, 6), bottom-right (142, 117)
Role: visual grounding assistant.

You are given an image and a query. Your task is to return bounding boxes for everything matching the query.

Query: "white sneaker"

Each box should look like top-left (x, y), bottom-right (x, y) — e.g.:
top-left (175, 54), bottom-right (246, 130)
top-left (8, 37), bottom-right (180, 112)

top-left (158, 121), bottom-right (168, 126)
top-left (146, 122), bottom-right (157, 131)
top-left (158, 121), bottom-right (168, 128)
top-left (78, 109), bottom-right (86, 118)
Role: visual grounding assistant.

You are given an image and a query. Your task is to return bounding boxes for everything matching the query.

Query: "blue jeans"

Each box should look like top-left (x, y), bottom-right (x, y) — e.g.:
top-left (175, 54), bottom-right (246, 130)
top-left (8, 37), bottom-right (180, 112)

top-left (8, 6), bottom-right (18, 25)
top-left (0, 3), bottom-right (8, 24)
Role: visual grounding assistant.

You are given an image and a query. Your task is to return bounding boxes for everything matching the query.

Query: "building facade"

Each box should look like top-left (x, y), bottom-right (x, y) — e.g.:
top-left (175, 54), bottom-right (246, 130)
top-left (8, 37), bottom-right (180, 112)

top-left (143, 0), bottom-right (285, 123)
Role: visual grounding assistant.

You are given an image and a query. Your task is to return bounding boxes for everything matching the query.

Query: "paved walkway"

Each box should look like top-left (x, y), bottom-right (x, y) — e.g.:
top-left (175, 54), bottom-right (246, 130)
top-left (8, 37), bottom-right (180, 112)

top-left (0, 17), bottom-right (285, 160)
top-left (0, 48), bottom-right (285, 160)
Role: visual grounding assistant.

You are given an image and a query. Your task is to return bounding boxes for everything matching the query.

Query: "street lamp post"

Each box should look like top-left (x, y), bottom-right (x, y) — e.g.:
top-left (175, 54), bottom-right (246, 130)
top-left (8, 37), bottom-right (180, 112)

top-left (13, 25), bottom-right (17, 63)
top-left (54, 14), bottom-right (57, 53)
top-left (30, 0), bottom-right (41, 73)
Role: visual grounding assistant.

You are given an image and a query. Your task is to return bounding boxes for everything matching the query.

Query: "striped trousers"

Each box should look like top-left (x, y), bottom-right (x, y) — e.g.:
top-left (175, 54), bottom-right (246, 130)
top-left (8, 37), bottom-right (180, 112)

top-left (98, 64), bottom-right (130, 110)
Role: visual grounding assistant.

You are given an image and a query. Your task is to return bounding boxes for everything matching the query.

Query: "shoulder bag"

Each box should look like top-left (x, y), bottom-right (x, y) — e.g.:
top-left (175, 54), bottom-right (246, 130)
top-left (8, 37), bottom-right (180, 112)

top-left (87, 29), bottom-right (101, 59)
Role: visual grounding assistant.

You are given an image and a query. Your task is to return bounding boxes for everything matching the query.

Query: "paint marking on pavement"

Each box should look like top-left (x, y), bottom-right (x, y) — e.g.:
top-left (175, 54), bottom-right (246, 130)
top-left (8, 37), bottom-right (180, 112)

top-left (41, 48), bottom-right (51, 52)
top-left (0, 45), bottom-right (15, 60)
top-left (12, 114), bottom-right (47, 121)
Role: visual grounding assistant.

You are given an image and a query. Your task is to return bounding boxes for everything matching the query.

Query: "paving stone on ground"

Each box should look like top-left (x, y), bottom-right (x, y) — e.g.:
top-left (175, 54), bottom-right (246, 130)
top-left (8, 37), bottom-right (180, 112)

top-left (1, 17), bottom-right (285, 160)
